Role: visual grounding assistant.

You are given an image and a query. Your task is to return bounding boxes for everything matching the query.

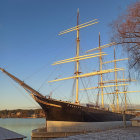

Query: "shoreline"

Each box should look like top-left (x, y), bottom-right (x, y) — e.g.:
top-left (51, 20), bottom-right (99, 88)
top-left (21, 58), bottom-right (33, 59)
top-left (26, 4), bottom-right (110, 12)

top-left (0, 117), bottom-right (45, 119)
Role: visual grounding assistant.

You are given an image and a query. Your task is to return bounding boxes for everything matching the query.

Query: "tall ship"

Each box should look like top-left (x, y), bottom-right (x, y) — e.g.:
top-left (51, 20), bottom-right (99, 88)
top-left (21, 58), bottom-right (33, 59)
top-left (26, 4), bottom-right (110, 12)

top-left (0, 10), bottom-right (138, 122)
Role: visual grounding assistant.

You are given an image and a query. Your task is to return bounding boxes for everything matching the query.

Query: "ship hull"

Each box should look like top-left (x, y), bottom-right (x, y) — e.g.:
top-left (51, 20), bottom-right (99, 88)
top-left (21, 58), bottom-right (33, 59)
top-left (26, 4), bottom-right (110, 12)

top-left (34, 95), bottom-right (134, 122)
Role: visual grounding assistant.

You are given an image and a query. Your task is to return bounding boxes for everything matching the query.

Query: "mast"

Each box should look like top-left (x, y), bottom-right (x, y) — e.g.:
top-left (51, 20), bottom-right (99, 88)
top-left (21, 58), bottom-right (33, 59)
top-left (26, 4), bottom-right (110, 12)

top-left (75, 8), bottom-right (80, 104)
top-left (99, 32), bottom-right (104, 108)
top-left (54, 9), bottom-right (99, 104)
top-left (114, 47), bottom-right (119, 112)
top-left (123, 71), bottom-right (127, 111)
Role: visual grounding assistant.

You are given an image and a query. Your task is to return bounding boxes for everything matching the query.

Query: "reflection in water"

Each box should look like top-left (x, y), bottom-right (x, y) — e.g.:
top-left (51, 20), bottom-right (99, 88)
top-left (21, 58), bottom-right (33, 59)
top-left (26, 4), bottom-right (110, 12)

top-left (0, 118), bottom-right (46, 140)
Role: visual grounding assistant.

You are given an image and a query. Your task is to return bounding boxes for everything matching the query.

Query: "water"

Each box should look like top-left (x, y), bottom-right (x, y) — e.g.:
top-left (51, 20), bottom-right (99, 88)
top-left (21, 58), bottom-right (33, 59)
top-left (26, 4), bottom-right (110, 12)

top-left (0, 118), bottom-right (46, 140)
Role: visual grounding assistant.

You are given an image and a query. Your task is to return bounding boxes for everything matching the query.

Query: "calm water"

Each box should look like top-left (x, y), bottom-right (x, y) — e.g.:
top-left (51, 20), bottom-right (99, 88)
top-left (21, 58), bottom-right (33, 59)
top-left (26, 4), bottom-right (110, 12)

top-left (0, 118), bottom-right (46, 140)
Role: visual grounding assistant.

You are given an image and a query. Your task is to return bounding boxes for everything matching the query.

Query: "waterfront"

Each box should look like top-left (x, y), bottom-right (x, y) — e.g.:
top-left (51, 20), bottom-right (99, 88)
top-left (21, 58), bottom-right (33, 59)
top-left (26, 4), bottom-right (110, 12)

top-left (0, 118), bottom-right (132, 140)
top-left (54, 127), bottom-right (140, 140)
top-left (1, 118), bottom-right (140, 140)
top-left (0, 118), bottom-right (46, 140)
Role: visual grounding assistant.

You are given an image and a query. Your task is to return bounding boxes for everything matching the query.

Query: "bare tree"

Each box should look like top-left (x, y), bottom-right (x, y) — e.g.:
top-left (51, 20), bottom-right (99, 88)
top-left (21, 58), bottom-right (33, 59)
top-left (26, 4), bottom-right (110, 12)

top-left (111, 2), bottom-right (140, 73)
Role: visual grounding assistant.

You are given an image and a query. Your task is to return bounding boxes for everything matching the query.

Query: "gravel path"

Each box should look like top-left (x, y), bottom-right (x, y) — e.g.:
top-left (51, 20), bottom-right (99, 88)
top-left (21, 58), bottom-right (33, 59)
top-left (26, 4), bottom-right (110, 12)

top-left (53, 127), bottom-right (140, 140)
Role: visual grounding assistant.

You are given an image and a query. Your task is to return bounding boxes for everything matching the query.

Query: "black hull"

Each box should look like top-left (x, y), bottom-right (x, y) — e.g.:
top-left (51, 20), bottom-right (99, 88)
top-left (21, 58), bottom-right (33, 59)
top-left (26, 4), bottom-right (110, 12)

top-left (34, 95), bottom-right (134, 122)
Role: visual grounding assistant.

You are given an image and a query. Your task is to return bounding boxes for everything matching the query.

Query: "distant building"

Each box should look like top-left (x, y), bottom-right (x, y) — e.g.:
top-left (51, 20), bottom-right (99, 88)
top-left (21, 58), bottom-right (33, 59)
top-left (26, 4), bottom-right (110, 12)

top-left (0, 127), bottom-right (26, 140)
top-left (16, 112), bottom-right (22, 117)
top-left (31, 113), bottom-right (37, 118)
top-left (131, 117), bottom-right (140, 126)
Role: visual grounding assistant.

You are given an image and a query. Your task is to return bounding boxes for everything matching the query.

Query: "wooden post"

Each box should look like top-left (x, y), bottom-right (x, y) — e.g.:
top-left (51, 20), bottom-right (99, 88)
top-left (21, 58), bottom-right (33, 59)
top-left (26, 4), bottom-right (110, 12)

top-left (46, 120), bottom-right (47, 132)
top-left (123, 111), bottom-right (126, 128)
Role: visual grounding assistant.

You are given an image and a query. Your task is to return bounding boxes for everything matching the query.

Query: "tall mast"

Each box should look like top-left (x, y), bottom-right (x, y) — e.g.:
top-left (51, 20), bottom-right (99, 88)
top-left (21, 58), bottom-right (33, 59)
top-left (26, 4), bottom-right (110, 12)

top-left (123, 71), bottom-right (127, 111)
top-left (99, 33), bottom-right (104, 108)
top-left (75, 8), bottom-right (80, 104)
top-left (114, 47), bottom-right (119, 112)
top-left (51, 10), bottom-right (99, 104)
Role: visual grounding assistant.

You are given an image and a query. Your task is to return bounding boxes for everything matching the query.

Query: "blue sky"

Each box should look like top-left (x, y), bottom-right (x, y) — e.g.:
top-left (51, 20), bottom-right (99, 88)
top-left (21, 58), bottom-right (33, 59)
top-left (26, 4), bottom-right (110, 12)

top-left (0, 0), bottom-right (139, 110)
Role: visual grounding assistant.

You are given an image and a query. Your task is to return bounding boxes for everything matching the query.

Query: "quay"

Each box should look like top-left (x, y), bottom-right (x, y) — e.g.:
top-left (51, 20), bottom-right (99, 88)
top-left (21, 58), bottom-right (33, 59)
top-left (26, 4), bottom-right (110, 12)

top-left (53, 127), bottom-right (140, 140)
top-left (31, 121), bottom-right (131, 139)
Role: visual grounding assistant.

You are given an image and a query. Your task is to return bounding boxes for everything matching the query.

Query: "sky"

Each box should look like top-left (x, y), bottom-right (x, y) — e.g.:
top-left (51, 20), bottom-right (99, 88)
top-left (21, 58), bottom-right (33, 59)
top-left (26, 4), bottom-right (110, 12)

top-left (0, 0), bottom-right (140, 110)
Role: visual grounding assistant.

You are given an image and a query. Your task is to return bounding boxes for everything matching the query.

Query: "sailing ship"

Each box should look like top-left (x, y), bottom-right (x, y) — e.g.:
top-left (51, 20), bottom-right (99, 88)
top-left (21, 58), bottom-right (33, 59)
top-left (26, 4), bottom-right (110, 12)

top-left (0, 10), bottom-right (138, 122)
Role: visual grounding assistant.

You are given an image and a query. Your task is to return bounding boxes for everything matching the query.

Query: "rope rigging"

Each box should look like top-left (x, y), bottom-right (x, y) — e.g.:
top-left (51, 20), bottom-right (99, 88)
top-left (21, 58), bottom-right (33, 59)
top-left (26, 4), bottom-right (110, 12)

top-left (4, 74), bottom-right (39, 108)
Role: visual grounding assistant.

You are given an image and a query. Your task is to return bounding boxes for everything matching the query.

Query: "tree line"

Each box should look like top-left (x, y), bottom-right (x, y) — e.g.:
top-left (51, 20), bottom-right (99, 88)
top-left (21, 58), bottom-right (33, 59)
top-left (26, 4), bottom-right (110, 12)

top-left (0, 109), bottom-right (45, 118)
